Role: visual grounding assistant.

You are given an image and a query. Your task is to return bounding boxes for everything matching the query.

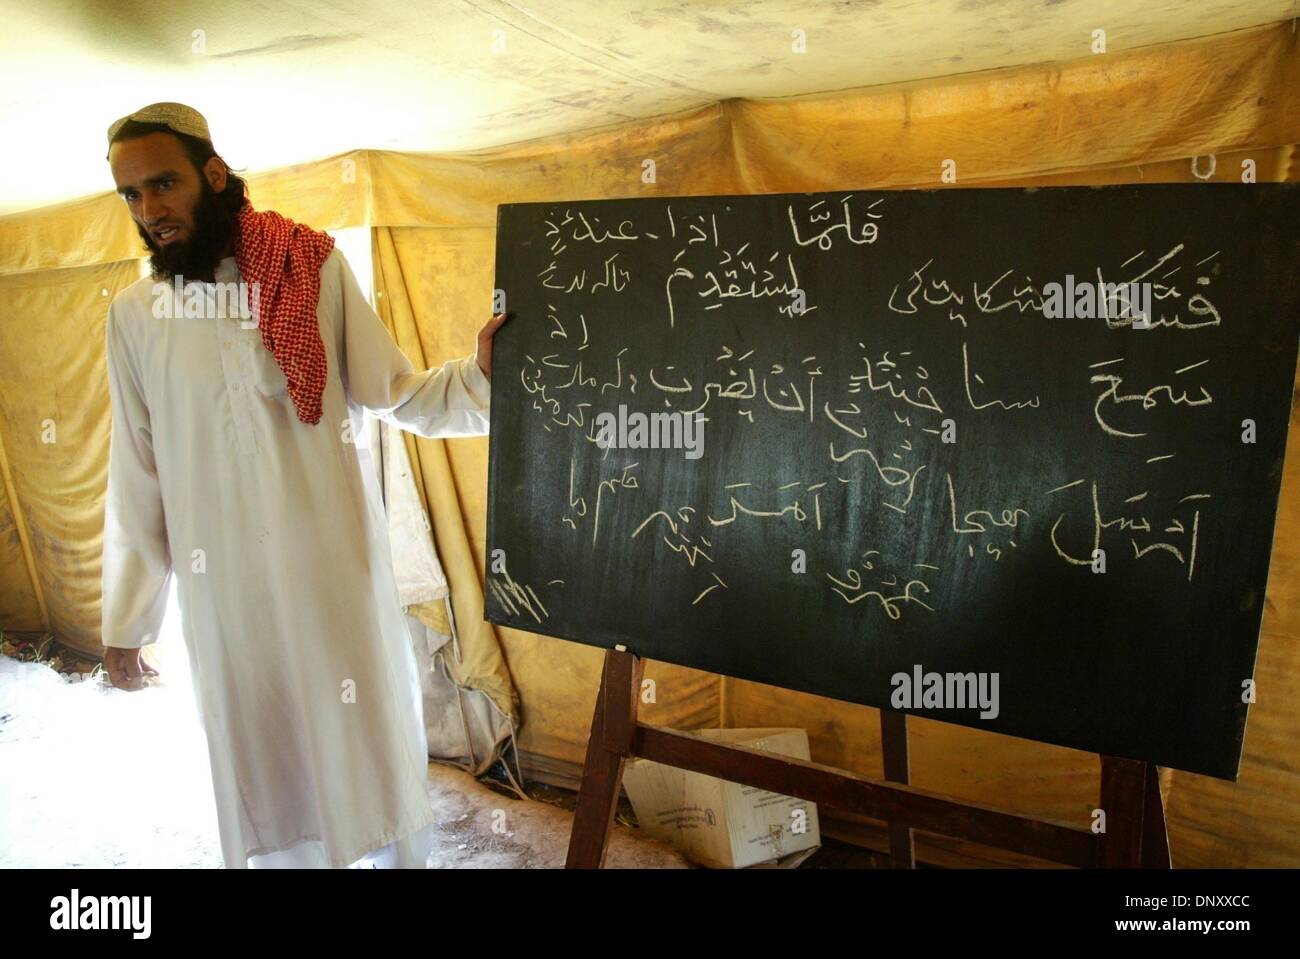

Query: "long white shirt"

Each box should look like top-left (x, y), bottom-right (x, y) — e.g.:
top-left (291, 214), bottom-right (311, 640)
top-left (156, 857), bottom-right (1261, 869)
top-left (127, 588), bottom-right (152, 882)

top-left (101, 248), bottom-right (491, 868)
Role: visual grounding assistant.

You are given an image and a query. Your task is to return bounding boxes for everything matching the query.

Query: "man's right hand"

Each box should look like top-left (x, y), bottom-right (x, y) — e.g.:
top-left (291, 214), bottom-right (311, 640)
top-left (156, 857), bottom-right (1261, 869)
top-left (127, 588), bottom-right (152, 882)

top-left (475, 313), bottom-right (509, 382)
top-left (104, 646), bottom-right (159, 691)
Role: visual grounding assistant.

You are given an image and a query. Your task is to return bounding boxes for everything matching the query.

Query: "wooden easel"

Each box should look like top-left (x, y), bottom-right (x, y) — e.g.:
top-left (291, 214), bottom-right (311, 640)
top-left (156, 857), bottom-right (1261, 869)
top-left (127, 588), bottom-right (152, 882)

top-left (565, 648), bottom-right (1171, 869)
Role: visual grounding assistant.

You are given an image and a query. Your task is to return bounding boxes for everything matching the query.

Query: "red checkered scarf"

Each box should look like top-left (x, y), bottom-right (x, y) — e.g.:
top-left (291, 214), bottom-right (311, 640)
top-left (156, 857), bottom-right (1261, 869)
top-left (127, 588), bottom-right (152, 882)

top-left (235, 203), bottom-right (336, 424)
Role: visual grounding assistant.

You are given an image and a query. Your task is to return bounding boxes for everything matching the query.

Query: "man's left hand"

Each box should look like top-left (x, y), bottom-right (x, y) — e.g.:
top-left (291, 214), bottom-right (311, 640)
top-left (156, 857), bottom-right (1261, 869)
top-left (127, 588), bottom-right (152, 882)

top-left (475, 313), bottom-right (509, 382)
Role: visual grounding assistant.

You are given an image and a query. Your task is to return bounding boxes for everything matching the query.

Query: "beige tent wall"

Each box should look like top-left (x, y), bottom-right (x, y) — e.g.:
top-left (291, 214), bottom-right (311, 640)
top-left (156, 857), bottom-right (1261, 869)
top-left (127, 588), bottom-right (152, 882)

top-left (0, 22), bottom-right (1296, 866)
top-left (0, 260), bottom-right (144, 644)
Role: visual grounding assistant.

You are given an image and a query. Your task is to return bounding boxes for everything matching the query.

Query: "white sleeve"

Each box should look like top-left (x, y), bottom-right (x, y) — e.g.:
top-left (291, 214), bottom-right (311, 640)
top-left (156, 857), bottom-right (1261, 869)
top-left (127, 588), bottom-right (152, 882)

top-left (101, 303), bottom-right (173, 649)
top-left (337, 252), bottom-right (491, 438)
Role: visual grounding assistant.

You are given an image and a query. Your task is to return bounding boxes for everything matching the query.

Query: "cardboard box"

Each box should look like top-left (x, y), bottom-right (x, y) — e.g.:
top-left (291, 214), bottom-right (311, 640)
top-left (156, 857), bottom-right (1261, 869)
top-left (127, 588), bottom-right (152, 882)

top-left (622, 727), bottom-right (821, 868)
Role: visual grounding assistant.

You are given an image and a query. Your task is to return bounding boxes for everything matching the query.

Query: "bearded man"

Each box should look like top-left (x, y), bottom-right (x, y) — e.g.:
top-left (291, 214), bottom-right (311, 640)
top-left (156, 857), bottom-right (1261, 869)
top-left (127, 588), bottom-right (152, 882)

top-left (101, 102), bottom-right (506, 868)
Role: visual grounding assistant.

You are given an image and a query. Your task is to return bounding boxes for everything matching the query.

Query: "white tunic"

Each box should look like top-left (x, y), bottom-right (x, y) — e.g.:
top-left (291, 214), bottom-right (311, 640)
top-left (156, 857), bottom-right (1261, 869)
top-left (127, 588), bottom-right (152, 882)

top-left (101, 248), bottom-right (491, 868)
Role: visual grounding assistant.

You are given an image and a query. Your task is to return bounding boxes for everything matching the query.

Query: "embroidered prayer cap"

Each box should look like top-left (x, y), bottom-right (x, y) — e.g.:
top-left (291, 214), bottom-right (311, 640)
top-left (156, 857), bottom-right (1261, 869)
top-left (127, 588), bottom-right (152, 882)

top-left (107, 102), bottom-right (212, 146)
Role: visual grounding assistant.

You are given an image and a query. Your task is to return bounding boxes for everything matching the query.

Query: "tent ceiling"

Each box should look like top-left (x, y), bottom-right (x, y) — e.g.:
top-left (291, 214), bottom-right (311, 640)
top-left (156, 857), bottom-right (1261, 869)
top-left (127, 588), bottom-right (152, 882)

top-left (0, 0), bottom-right (1292, 216)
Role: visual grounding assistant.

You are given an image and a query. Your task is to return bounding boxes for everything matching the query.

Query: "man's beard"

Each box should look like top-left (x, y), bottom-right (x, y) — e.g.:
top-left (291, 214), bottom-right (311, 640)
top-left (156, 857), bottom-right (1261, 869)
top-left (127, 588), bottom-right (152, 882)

top-left (137, 181), bottom-right (238, 283)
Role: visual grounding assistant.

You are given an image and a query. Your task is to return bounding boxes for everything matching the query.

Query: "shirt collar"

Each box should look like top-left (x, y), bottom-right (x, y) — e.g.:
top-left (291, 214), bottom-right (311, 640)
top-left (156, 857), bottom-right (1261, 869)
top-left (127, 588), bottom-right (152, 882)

top-left (214, 256), bottom-right (239, 282)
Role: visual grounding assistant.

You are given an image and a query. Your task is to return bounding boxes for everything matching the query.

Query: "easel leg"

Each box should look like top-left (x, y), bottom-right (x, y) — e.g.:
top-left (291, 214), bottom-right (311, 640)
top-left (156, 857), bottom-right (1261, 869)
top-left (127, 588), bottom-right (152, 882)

top-left (1141, 763), bottom-right (1171, 868)
top-left (1098, 756), bottom-right (1161, 867)
top-left (880, 710), bottom-right (916, 868)
top-left (565, 648), bottom-right (643, 868)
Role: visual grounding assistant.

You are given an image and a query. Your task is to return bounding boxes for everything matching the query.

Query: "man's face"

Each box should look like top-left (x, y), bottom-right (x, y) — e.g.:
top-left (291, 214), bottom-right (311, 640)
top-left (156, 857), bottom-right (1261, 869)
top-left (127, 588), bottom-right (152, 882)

top-left (109, 132), bottom-right (231, 280)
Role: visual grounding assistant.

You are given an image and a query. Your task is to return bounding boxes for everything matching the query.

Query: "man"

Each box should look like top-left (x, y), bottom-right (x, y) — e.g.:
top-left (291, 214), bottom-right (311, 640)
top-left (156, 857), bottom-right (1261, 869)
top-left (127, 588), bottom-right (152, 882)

top-left (101, 102), bottom-right (506, 868)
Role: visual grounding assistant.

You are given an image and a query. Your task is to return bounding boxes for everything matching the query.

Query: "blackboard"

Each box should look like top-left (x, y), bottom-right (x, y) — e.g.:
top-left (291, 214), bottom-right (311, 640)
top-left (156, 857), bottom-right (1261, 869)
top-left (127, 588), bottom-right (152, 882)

top-left (485, 184), bottom-right (1299, 780)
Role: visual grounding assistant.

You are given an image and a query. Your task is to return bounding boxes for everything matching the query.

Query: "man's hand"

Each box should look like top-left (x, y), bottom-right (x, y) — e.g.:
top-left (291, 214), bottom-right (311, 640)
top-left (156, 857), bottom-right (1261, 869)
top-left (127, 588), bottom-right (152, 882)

top-left (475, 313), bottom-right (509, 383)
top-left (103, 646), bottom-right (159, 691)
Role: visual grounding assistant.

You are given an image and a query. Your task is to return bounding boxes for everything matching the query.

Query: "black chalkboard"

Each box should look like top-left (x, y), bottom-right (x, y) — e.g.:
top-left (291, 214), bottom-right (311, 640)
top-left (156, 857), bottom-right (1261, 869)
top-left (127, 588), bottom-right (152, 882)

top-left (485, 184), bottom-right (1299, 780)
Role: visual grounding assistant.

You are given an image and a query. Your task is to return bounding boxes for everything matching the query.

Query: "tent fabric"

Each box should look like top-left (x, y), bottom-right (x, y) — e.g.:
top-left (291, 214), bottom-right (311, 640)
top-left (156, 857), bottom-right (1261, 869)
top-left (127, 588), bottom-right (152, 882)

top-left (3, 0), bottom-right (1291, 218)
top-left (0, 259), bottom-right (145, 642)
top-left (356, 392), bottom-right (517, 772)
top-left (4, 21), bottom-right (1298, 274)
top-left (420, 627), bottom-right (520, 779)
top-left (369, 226), bottom-right (520, 726)
top-left (0, 21), bottom-right (1297, 867)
